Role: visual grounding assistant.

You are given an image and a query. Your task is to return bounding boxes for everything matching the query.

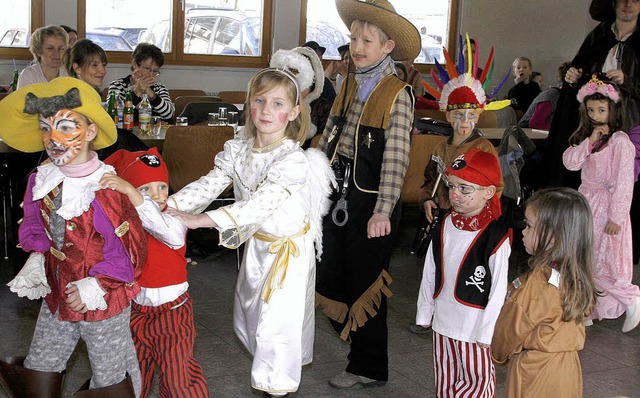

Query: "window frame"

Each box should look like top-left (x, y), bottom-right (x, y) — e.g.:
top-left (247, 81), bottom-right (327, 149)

top-left (0, 0), bottom-right (44, 60)
top-left (299, 0), bottom-right (460, 74)
top-left (77, 0), bottom-right (272, 68)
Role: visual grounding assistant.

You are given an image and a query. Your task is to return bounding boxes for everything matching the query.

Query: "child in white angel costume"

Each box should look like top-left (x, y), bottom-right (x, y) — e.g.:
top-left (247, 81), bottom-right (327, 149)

top-left (167, 68), bottom-right (335, 397)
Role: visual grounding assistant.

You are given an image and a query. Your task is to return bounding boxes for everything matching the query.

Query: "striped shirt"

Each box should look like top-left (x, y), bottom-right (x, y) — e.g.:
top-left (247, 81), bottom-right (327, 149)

top-left (319, 63), bottom-right (414, 217)
top-left (108, 75), bottom-right (175, 120)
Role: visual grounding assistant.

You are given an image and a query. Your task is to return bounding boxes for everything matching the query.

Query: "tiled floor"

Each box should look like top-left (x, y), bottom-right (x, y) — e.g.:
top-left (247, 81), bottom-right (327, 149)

top-left (1, 206), bottom-right (639, 397)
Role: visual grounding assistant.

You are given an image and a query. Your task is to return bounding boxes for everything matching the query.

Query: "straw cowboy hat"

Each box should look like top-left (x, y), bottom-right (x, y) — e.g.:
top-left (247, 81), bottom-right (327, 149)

top-left (0, 76), bottom-right (116, 152)
top-left (335, 0), bottom-right (421, 61)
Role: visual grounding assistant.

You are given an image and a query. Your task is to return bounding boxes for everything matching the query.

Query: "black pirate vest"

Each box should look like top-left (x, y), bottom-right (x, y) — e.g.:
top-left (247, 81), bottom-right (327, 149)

top-left (325, 74), bottom-right (412, 192)
top-left (432, 216), bottom-right (511, 308)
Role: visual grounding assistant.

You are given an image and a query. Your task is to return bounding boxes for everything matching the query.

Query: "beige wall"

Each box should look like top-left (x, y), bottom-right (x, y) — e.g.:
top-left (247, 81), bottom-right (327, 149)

top-left (2, 0), bottom-right (600, 96)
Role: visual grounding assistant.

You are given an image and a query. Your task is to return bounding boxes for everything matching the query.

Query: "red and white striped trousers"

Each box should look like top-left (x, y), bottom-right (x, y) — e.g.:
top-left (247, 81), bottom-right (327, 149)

top-left (433, 331), bottom-right (496, 398)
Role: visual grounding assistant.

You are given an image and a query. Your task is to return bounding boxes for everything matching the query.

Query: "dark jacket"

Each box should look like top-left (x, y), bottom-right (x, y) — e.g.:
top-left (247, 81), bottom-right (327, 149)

top-left (542, 20), bottom-right (640, 187)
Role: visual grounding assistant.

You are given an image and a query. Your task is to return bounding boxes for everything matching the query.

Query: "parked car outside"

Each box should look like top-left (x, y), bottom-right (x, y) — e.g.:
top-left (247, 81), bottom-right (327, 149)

top-left (0, 28), bottom-right (28, 47)
top-left (86, 27), bottom-right (146, 51)
top-left (140, 7), bottom-right (261, 56)
top-left (306, 20), bottom-right (350, 59)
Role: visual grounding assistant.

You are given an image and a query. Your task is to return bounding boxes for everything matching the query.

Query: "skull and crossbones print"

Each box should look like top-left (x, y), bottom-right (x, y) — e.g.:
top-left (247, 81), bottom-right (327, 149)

top-left (465, 265), bottom-right (486, 292)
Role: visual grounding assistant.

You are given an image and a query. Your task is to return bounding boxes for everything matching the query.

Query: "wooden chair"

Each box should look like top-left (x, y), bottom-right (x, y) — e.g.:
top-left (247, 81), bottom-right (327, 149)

top-left (476, 110), bottom-right (499, 128)
top-left (217, 90), bottom-right (247, 104)
top-left (162, 125), bottom-right (234, 192)
top-left (400, 134), bottom-right (447, 205)
top-left (179, 102), bottom-right (239, 125)
top-left (173, 95), bottom-right (221, 120)
top-left (162, 125), bottom-right (239, 266)
top-left (167, 89), bottom-right (207, 102)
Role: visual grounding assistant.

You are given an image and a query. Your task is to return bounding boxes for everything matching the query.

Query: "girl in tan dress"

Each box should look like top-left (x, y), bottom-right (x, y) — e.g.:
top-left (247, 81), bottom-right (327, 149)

top-left (492, 187), bottom-right (599, 397)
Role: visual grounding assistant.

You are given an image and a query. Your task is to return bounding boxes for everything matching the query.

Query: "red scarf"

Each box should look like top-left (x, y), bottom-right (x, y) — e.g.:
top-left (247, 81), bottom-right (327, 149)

top-left (450, 204), bottom-right (496, 231)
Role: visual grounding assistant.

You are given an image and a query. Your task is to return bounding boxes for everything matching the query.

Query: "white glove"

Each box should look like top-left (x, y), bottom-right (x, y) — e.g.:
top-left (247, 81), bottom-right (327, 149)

top-left (7, 252), bottom-right (51, 300)
top-left (66, 277), bottom-right (107, 311)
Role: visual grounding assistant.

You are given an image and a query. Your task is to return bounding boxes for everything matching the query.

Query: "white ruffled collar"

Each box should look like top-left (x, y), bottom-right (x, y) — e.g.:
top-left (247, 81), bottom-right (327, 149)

top-left (32, 162), bottom-right (115, 220)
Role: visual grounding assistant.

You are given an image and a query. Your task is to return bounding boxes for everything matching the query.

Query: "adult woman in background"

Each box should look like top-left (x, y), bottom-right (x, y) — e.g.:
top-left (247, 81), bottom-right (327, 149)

top-left (108, 43), bottom-right (175, 121)
top-left (63, 39), bottom-right (107, 93)
top-left (17, 25), bottom-right (69, 89)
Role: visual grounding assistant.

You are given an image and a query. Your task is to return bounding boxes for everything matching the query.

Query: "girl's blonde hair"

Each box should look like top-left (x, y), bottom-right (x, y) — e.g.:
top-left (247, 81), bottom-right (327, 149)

top-left (569, 90), bottom-right (625, 146)
top-left (243, 68), bottom-right (309, 145)
top-left (525, 187), bottom-right (599, 322)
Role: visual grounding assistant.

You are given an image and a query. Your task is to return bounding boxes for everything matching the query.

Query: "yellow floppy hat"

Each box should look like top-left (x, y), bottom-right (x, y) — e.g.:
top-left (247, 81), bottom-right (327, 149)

top-left (335, 0), bottom-right (421, 62)
top-left (0, 76), bottom-right (116, 153)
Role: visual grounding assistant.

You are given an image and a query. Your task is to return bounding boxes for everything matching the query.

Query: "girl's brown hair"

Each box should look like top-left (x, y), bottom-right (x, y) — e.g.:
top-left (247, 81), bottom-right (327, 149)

top-left (569, 89), bottom-right (625, 146)
top-left (525, 187), bottom-right (599, 322)
top-left (243, 68), bottom-right (309, 144)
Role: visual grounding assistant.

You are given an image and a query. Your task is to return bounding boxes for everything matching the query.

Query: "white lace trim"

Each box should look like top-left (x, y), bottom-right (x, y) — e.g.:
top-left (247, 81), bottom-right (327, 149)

top-left (32, 162), bottom-right (115, 220)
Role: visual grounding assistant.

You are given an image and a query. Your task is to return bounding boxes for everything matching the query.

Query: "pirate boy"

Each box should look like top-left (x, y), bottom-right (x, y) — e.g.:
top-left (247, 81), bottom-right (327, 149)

top-left (416, 148), bottom-right (512, 396)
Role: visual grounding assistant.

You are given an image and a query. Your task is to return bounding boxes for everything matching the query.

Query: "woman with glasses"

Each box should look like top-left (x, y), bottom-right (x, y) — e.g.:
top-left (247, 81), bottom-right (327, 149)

top-left (108, 43), bottom-right (175, 121)
top-left (17, 25), bottom-right (69, 89)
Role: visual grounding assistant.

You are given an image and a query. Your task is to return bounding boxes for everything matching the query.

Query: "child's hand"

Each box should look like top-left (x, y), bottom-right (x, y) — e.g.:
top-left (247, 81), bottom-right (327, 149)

top-left (101, 173), bottom-right (134, 194)
top-left (165, 207), bottom-right (217, 229)
top-left (604, 221), bottom-right (620, 235)
top-left (100, 173), bottom-right (144, 206)
top-left (514, 72), bottom-right (528, 84)
top-left (589, 124), bottom-right (610, 144)
top-left (64, 285), bottom-right (88, 314)
top-left (423, 200), bottom-right (438, 223)
top-left (476, 342), bottom-right (490, 349)
top-left (367, 213), bottom-right (391, 238)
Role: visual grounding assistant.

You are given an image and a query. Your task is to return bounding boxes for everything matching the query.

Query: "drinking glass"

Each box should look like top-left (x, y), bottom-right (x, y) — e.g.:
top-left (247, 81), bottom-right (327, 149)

top-left (218, 107), bottom-right (228, 125)
top-left (176, 116), bottom-right (188, 126)
top-left (208, 112), bottom-right (220, 126)
top-left (228, 111), bottom-right (239, 133)
top-left (152, 116), bottom-right (162, 136)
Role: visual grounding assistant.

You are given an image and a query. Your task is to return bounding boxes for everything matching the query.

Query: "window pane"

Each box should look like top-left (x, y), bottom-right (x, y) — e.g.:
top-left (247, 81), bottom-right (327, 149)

top-left (0, 0), bottom-right (31, 48)
top-left (183, 0), bottom-right (263, 56)
top-left (85, 0), bottom-right (173, 52)
top-left (305, 0), bottom-right (452, 64)
top-left (305, 1), bottom-right (349, 60)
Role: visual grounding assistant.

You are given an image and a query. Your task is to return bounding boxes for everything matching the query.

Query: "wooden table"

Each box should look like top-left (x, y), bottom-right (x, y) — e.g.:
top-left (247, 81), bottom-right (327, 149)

top-left (133, 126), bottom-right (168, 151)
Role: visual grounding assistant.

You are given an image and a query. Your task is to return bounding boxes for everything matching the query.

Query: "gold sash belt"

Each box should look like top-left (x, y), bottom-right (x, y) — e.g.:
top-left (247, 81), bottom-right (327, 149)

top-left (254, 223), bottom-right (310, 303)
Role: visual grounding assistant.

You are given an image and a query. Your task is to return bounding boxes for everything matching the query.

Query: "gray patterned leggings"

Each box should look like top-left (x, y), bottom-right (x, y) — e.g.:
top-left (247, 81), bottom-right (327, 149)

top-left (24, 302), bottom-right (141, 397)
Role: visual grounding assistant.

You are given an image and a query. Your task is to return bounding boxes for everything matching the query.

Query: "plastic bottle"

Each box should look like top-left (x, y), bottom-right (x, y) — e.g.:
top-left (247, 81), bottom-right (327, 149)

top-left (107, 92), bottom-right (117, 125)
top-left (116, 98), bottom-right (124, 129)
top-left (138, 93), bottom-right (152, 135)
top-left (123, 90), bottom-right (134, 130)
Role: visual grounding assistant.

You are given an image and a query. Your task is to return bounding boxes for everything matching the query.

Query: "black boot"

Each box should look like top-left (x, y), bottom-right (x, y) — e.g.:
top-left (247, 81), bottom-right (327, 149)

top-left (0, 356), bottom-right (65, 398)
top-left (75, 373), bottom-right (135, 398)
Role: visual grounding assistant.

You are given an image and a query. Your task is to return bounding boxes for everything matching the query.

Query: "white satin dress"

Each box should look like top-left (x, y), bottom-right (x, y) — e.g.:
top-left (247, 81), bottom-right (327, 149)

top-left (169, 137), bottom-right (333, 394)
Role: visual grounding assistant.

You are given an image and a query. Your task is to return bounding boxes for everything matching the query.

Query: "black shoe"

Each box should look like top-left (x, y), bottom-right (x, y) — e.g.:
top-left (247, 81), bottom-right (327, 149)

top-left (263, 392), bottom-right (289, 397)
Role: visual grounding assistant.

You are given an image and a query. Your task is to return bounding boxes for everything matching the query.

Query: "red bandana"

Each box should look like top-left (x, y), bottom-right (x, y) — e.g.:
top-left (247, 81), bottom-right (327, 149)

top-left (450, 204), bottom-right (496, 231)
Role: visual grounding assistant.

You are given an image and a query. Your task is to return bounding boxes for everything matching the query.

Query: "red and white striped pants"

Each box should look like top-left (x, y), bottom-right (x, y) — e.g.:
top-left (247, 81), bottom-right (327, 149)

top-left (131, 292), bottom-right (209, 398)
top-left (433, 331), bottom-right (496, 398)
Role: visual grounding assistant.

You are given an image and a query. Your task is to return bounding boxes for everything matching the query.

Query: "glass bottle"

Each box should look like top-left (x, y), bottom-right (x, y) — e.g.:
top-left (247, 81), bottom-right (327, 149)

top-left (123, 90), bottom-right (134, 131)
top-left (107, 92), bottom-right (117, 125)
top-left (10, 68), bottom-right (19, 92)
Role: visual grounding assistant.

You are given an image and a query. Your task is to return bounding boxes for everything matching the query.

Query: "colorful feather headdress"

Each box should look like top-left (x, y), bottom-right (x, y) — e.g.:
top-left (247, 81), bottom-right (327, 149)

top-left (420, 34), bottom-right (512, 112)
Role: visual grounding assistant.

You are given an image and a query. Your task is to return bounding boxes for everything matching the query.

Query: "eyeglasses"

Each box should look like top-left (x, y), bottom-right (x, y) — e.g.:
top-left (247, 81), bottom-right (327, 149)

top-left (140, 65), bottom-right (161, 76)
top-left (444, 178), bottom-right (486, 195)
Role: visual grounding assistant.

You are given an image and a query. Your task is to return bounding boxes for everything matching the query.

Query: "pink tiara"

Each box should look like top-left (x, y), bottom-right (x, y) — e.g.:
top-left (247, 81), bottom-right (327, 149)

top-left (577, 74), bottom-right (620, 103)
